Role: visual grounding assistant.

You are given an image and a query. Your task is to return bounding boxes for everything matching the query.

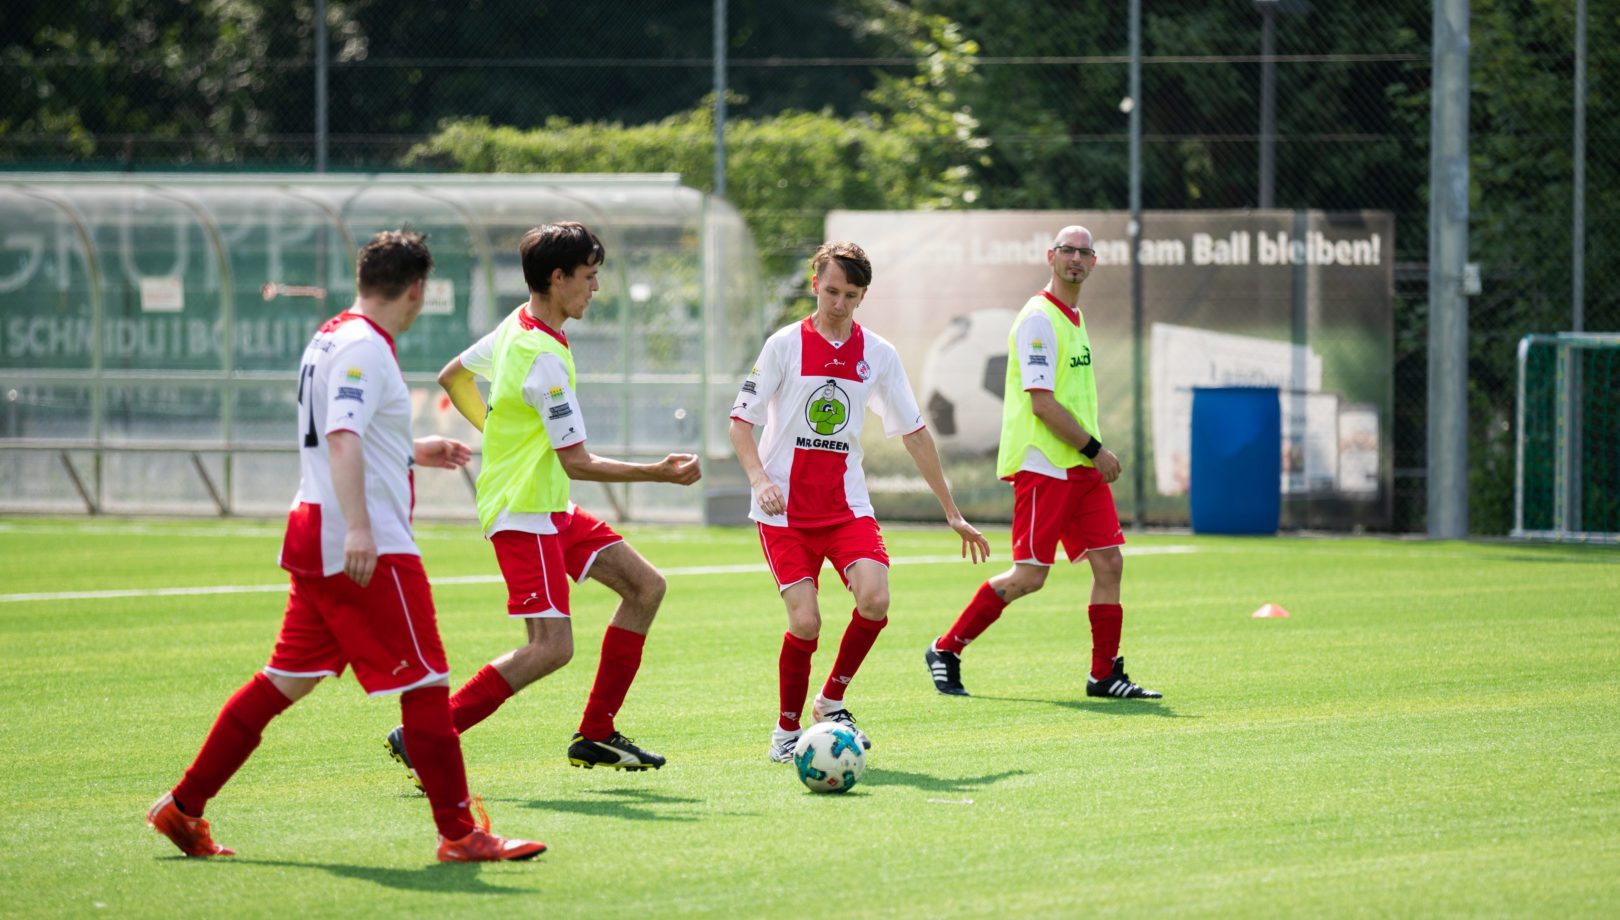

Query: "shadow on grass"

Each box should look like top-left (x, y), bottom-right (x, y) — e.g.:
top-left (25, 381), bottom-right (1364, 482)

top-left (858, 767), bottom-right (1026, 793)
top-left (236, 858), bottom-right (533, 895)
top-left (1482, 552), bottom-right (1618, 566)
top-left (494, 787), bottom-right (710, 823)
top-left (973, 695), bottom-right (1191, 719)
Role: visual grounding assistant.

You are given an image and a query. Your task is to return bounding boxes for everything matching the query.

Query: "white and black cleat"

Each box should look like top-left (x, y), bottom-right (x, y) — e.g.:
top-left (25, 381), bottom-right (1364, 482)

top-left (567, 731), bottom-right (666, 770)
top-left (925, 644), bottom-right (970, 696)
top-left (1085, 656), bottom-right (1162, 699)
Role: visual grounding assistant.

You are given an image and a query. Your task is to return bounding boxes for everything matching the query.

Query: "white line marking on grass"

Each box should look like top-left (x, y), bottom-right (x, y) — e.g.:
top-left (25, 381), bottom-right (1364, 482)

top-left (0, 521), bottom-right (467, 539)
top-left (926, 798), bottom-right (974, 805)
top-left (0, 544), bottom-right (1196, 605)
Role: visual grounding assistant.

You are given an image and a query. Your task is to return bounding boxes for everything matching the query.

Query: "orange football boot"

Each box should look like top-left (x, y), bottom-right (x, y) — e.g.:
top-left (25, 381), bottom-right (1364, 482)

top-left (147, 793), bottom-right (235, 858)
top-left (436, 797), bottom-right (546, 862)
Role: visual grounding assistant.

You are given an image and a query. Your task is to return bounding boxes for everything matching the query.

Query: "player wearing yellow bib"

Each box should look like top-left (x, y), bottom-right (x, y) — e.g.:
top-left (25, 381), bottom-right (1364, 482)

top-left (925, 226), bottom-right (1161, 700)
top-left (383, 222), bottom-right (701, 781)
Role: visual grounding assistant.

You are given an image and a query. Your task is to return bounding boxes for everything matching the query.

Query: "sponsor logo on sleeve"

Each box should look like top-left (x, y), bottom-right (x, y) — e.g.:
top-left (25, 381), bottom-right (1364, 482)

top-left (547, 385), bottom-right (565, 400)
top-left (1031, 340), bottom-right (1045, 350)
top-left (1028, 354), bottom-right (1048, 366)
top-left (345, 367), bottom-right (364, 381)
top-left (548, 403), bottom-right (574, 420)
top-left (336, 386), bottom-right (365, 402)
top-left (741, 380), bottom-right (758, 395)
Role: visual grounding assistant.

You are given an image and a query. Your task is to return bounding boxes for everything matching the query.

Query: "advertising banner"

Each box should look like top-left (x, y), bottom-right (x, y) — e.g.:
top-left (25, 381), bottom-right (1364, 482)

top-left (823, 209), bottom-right (1393, 527)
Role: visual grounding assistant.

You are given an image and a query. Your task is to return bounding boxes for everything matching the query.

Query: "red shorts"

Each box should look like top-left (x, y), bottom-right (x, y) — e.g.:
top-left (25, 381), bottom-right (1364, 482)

top-left (266, 554), bottom-right (450, 696)
top-left (490, 507), bottom-right (624, 617)
top-left (1010, 467), bottom-right (1126, 565)
top-left (757, 516), bottom-right (889, 592)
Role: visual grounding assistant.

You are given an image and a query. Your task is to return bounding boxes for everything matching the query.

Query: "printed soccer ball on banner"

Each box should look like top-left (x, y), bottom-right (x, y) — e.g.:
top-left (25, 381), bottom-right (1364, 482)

top-left (793, 721), bottom-right (866, 794)
top-left (919, 309), bottom-right (1017, 456)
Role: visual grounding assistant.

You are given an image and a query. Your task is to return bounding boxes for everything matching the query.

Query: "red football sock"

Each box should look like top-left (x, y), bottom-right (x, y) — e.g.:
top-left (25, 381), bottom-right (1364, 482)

top-left (936, 581), bottom-right (1009, 656)
top-left (449, 664), bottom-right (515, 734)
top-left (171, 672), bottom-right (293, 816)
top-left (400, 685), bottom-right (475, 840)
top-left (777, 632), bottom-right (818, 731)
top-left (1088, 603), bottom-right (1124, 680)
top-left (820, 610), bottom-right (887, 703)
top-left (577, 625), bottom-right (646, 741)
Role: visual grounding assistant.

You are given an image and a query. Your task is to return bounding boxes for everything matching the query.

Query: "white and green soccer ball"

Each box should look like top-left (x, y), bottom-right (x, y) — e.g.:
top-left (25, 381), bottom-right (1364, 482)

top-left (793, 721), bottom-right (866, 794)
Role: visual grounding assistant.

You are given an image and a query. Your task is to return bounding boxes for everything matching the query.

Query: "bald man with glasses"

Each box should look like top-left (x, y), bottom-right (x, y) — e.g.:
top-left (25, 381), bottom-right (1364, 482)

top-left (925, 225), bottom-right (1162, 702)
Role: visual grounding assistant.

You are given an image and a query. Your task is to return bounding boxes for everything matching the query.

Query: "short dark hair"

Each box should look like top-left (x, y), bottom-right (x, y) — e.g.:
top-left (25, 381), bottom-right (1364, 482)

top-left (356, 230), bottom-right (433, 299)
top-left (810, 240), bottom-right (872, 288)
top-left (520, 222), bottom-right (605, 294)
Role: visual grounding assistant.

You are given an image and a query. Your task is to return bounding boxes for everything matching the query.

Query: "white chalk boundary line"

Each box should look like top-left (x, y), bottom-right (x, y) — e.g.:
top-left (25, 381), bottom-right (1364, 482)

top-left (0, 545), bottom-right (1196, 604)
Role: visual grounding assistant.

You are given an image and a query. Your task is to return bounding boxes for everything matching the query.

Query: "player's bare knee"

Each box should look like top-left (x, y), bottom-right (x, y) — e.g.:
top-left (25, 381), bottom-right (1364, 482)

top-left (1089, 549), bottom-right (1124, 585)
top-left (1010, 567), bottom-right (1049, 597)
top-left (267, 672), bottom-right (322, 702)
top-left (787, 609), bottom-right (821, 640)
top-left (854, 588), bottom-right (890, 619)
top-left (514, 631), bottom-right (573, 677)
top-left (633, 569), bottom-right (667, 611)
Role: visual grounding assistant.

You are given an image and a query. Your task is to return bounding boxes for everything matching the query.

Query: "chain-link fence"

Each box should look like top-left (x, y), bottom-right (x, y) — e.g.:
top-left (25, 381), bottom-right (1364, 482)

top-left (4, 0), bottom-right (1615, 532)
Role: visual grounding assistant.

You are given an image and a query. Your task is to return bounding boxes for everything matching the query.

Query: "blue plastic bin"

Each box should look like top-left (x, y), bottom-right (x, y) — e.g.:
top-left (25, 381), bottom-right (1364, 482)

top-left (1190, 386), bottom-right (1281, 534)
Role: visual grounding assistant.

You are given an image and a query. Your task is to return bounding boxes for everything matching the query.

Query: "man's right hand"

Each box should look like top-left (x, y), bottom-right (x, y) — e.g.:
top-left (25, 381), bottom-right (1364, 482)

top-left (753, 477), bottom-right (786, 517)
top-left (654, 453), bottom-right (702, 486)
top-left (344, 525), bottom-right (378, 587)
top-left (1094, 447), bottom-right (1122, 484)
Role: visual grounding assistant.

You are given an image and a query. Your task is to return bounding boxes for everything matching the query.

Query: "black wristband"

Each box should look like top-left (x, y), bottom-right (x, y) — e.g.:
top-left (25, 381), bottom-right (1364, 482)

top-left (1080, 436), bottom-right (1102, 460)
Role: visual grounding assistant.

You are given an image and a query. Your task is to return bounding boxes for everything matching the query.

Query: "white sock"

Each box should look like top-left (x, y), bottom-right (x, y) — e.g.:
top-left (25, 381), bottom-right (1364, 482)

top-left (814, 692), bottom-right (845, 716)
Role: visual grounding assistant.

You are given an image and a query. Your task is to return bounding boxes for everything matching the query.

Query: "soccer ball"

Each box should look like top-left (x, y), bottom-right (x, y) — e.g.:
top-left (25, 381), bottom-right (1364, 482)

top-left (919, 309), bottom-right (1016, 457)
top-left (793, 721), bottom-right (866, 794)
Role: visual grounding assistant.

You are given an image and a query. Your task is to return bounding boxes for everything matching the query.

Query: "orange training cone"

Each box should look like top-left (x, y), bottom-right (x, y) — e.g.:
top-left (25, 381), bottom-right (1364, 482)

top-left (1251, 603), bottom-right (1291, 619)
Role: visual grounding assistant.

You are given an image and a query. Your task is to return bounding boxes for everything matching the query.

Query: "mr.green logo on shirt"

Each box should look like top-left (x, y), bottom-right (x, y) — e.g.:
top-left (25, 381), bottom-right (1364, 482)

top-left (805, 381), bottom-right (851, 435)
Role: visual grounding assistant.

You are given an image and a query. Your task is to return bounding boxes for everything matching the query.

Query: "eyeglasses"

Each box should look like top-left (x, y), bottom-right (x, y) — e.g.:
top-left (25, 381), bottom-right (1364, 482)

top-left (1053, 245), bottom-right (1096, 257)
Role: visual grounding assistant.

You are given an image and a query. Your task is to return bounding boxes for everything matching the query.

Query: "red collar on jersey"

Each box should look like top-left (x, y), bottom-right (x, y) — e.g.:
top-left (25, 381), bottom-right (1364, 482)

top-left (799, 315), bottom-right (867, 383)
top-left (1040, 290), bottom-right (1081, 327)
top-left (518, 306), bottom-right (569, 346)
top-left (321, 310), bottom-right (397, 357)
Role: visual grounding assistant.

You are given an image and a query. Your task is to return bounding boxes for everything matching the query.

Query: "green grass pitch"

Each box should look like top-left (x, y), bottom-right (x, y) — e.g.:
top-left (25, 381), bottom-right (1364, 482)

top-left (0, 517), bottom-right (1616, 918)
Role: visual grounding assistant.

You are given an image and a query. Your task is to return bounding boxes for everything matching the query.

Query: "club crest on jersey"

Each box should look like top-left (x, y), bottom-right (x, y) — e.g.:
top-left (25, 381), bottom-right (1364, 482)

top-left (804, 380), bottom-right (851, 436)
top-left (856, 360), bottom-right (871, 381)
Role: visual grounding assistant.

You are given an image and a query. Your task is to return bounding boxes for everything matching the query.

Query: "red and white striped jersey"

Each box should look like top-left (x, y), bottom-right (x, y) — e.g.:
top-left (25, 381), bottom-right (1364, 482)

top-left (279, 310), bottom-right (419, 577)
top-left (731, 317), bottom-right (924, 528)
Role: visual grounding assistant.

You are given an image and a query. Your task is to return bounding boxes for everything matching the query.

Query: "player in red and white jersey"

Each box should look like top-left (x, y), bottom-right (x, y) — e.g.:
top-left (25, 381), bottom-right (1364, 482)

top-left (277, 287), bottom-right (420, 578)
top-left (730, 241), bottom-right (991, 763)
top-left (147, 231), bottom-right (545, 864)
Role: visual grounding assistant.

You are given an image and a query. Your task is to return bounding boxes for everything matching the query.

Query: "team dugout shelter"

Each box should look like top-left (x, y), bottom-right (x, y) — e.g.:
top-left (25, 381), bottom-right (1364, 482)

top-left (0, 173), bottom-right (764, 523)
